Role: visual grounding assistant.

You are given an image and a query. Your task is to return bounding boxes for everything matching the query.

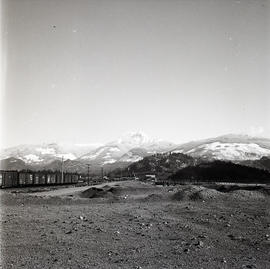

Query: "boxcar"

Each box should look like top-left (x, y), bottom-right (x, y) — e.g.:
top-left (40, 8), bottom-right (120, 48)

top-left (19, 172), bottom-right (26, 186)
top-left (18, 172), bottom-right (34, 186)
top-left (47, 174), bottom-right (52, 184)
top-left (40, 174), bottom-right (46, 185)
top-left (55, 173), bottom-right (61, 184)
top-left (1, 170), bottom-right (80, 188)
top-left (72, 174), bottom-right (79, 184)
top-left (0, 171), bottom-right (18, 188)
top-left (65, 174), bottom-right (72, 183)
top-left (26, 173), bottom-right (34, 185)
top-left (34, 173), bottom-right (40, 185)
top-left (50, 174), bottom-right (56, 184)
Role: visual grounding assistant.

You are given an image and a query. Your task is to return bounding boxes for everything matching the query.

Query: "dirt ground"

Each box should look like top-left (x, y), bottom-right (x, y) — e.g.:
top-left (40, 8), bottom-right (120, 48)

top-left (1, 181), bottom-right (270, 269)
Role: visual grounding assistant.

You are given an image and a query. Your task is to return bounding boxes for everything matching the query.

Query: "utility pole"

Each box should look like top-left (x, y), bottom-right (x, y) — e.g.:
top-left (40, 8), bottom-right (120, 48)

top-left (87, 164), bottom-right (90, 186)
top-left (101, 166), bottom-right (104, 181)
top-left (61, 156), bottom-right (64, 183)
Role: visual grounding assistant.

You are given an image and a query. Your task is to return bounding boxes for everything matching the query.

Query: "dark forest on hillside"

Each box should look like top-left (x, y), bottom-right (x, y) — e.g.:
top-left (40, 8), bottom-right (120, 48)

top-left (169, 161), bottom-right (270, 184)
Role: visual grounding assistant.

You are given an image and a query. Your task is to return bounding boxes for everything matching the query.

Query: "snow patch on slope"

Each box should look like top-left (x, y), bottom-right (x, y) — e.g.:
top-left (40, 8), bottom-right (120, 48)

top-left (178, 142), bottom-right (270, 161)
top-left (81, 148), bottom-right (105, 160)
top-left (24, 154), bottom-right (43, 163)
top-left (36, 147), bottom-right (56, 155)
top-left (122, 156), bottom-right (143, 163)
top-left (103, 159), bottom-right (117, 164)
top-left (55, 153), bottom-right (76, 160)
top-left (204, 142), bottom-right (270, 160)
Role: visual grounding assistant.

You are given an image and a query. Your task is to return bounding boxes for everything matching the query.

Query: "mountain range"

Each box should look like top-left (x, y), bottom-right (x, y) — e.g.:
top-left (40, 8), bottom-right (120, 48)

top-left (171, 134), bottom-right (270, 161)
top-left (0, 132), bottom-right (175, 173)
top-left (1, 132), bottom-right (270, 174)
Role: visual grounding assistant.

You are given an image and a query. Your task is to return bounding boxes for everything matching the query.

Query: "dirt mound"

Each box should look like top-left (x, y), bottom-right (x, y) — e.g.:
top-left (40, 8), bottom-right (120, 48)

top-left (209, 184), bottom-right (270, 200)
top-left (191, 188), bottom-right (224, 201)
top-left (172, 185), bottom-right (225, 201)
top-left (80, 186), bottom-right (117, 199)
top-left (230, 190), bottom-right (266, 200)
top-left (141, 193), bottom-right (165, 202)
top-left (171, 184), bottom-right (270, 202)
top-left (79, 181), bottom-right (159, 200)
top-left (215, 184), bottom-right (270, 194)
top-left (172, 186), bottom-right (204, 201)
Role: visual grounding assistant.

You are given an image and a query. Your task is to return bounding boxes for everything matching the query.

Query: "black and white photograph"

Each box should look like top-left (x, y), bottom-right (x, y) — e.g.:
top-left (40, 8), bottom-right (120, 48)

top-left (0, 0), bottom-right (270, 268)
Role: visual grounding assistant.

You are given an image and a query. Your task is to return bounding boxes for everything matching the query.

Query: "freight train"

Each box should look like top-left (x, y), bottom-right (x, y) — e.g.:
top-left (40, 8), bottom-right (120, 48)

top-left (0, 170), bottom-right (79, 188)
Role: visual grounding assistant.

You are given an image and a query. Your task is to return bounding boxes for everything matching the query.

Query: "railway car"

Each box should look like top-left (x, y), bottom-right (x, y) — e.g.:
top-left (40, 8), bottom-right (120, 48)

top-left (40, 174), bottom-right (46, 185)
top-left (0, 170), bottom-right (80, 188)
top-left (56, 173), bottom-right (62, 184)
top-left (34, 173), bottom-right (40, 185)
top-left (65, 173), bottom-right (71, 184)
top-left (0, 171), bottom-right (19, 188)
top-left (46, 173), bottom-right (58, 185)
top-left (18, 172), bottom-right (26, 185)
top-left (72, 174), bottom-right (79, 184)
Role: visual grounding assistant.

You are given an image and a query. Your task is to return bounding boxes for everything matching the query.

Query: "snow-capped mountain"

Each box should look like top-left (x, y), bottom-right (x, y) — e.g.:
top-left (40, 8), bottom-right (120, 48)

top-left (2, 133), bottom-right (270, 173)
top-left (0, 143), bottom-right (101, 165)
top-left (0, 132), bottom-right (175, 170)
top-left (115, 132), bottom-right (155, 148)
top-left (79, 132), bottom-right (176, 165)
top-left (118, 148), bottom-right (150, 163)
top-left (80, 145), bottom-right (124, 165)
top-left (172, 134), bottom-right (270, 161)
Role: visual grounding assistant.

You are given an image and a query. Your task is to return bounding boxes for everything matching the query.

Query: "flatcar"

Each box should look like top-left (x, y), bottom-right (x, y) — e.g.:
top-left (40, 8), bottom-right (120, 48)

top-left (0, 170), bottom-right (79, 188)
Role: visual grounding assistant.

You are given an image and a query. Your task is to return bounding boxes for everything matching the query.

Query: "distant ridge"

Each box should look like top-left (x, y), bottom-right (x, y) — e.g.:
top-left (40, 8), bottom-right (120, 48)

top-left (169, 161), bottom-right (270, 184)
top-left (171, 134), bottom-right (270, 161)
top-left (1, 133), bottom-right (270, 174)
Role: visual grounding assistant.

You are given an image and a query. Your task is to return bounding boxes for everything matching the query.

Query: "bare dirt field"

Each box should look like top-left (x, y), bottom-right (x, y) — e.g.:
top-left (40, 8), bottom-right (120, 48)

top-left (1, 181), bottom-right (270, 269)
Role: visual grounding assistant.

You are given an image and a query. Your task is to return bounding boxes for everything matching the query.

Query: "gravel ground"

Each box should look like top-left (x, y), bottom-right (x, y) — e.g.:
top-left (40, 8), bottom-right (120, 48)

top-left (1, 181), bottom-right (270, 269)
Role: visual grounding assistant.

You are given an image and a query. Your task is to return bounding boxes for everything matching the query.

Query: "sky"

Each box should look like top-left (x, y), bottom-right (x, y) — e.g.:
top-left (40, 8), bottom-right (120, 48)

top-left (1, 0), bottom-right (270, 148)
